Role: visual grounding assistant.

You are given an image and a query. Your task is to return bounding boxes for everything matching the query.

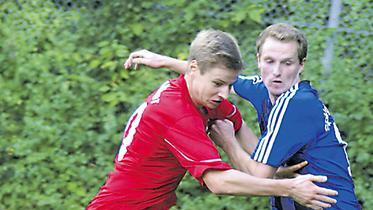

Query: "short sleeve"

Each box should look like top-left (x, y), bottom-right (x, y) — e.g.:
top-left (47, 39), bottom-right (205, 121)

top-left (251, 93), bottom-right (322, 167)
top-left (164, 116), bottom-right (231, 185)
top-left (207, 99), bottom-right (243, 131)
top-left (233, 75), bottom-right (268, 111)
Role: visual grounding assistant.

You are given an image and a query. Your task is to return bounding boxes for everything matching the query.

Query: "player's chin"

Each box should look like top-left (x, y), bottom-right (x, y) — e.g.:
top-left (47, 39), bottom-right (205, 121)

top-left (269, 88), bottom-right (285, 97)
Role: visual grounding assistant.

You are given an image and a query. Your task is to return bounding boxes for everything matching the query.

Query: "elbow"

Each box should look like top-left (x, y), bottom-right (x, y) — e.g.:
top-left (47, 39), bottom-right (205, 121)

top-left (207, 185), bottom-right (225, 195)
top-left (208, 183), bottom-right (226, 195)
top-left (202, 170), bottom-right (230, 195)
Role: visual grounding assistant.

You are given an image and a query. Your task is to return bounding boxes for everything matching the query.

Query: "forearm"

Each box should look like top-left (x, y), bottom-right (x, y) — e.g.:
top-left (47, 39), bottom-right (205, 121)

top-left (223, 140), bottom-right (254, 174)
top-left (203, 169), bottom-right (290, 197)
top-left (161, 56), bottom-right (187, 74)
top-left (235, 121), bottom-right (258, 155)
top-left (222, 135), bottom-right (276, 178)
top-left (204, 169), bottom-right (338, 209)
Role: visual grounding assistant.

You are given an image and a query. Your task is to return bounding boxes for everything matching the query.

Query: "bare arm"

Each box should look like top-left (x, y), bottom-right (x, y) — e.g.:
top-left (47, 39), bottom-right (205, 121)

top-left (210, 120), bottom-right (307, 179)
top-left (210, 120), bottom-right (273, 177)
top-left (124, 49), bottom-right (239, 95)
top-left (203, 169), bottom-right (337, 209)
top-left (124, 49), bottom-right (187, 74)
top-left (235, 121), bottom-right (258, 155)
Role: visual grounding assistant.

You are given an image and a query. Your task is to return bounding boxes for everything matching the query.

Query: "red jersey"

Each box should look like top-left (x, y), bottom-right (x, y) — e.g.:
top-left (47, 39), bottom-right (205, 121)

top-left (87, 75), bottom-right (242, 210)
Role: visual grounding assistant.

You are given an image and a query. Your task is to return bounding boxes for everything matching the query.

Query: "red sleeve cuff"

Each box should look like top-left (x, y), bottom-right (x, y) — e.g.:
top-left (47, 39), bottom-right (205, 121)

top-left (188, 162), bottom-right (232, 186)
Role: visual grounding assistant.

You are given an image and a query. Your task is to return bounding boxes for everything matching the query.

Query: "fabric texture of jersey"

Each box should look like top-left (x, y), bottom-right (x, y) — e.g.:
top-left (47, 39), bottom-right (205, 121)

top-left (203, 98), bottom-right (243, 132)
top-left (86, 75), bottom-right (241, 210)
top-left (233, 75), bottom-right (361, 210)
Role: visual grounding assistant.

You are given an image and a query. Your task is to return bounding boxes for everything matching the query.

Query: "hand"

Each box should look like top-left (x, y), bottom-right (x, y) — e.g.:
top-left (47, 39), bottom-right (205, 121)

top-left (289, 174), bottom-right (338, 209)
top-left (124, 49), bottom-right (166, 70)
top-left (209, 119), bottom-right (236, 149)
top-left (275, 161), bottom-right (308, 179)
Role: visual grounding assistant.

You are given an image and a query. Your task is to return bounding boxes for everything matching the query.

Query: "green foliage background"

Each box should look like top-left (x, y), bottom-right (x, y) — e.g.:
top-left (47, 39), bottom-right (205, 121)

top-left (0, 1), bottom-right (371, 209)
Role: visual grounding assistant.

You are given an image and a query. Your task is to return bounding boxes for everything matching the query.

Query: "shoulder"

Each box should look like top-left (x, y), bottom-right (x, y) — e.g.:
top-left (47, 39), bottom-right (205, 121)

top-left (146, 79), bottom-right (202, 123)
top-left (293, 82), bottom-right (322, 109)
top-left (237, 74), bottom-right (263, 84)
top-left (292, 90), bottom-right (319, 106)
top-left (280, 83), bottom-right (323, 119)
top-left (234, 75), bottom-right (266, 88)
top-left (233, 74), bottom-right (268, 101)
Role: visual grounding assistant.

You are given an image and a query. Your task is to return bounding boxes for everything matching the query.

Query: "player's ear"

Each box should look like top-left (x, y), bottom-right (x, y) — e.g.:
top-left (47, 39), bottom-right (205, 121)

top-left (189, 60), bottom-right (200, 74)
top-left (299, 58), bottom-right (306, 75)
top-left (256, 53), bottom-right (262, 68)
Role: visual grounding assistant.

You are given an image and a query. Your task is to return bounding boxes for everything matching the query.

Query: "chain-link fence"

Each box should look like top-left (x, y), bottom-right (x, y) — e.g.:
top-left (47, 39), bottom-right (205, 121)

top-left (241, 0), bottom-right (371, 80)
top-left (4, 0), bottom-right (373, 78)
top-left (5, 0), bottom-right (372, 78)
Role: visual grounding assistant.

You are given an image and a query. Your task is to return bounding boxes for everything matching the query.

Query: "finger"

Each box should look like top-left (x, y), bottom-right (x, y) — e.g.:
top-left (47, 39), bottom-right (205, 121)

top-left (215, 119), bottom-right (224, 123)
top-left (307, 205), bottom-right (322, 210)
top-left (223, 119), bottom-right (233, 126)
top-left (128, 50), bottom-right (146, 59)
top-left (293, 173), bottom-right (301, 178)
top-left (315, 186), bottom-right (338, 196)
top-left (288, 161), bottom-right (308, 171)
top-left (132, 57), bottom-right (150, 67)
top-left (309, 199), bottom-right (333, 209)
top-left (297, 160), bottom-right (308, 168)
top-left (213, 120), bottom-right (224, 127)
top-left (222, 119), bottom-right (233, 126)
top-left (307, 204), bottom-right (323, 210)
top-left (314, 194), bottom-right (337, 204)
top-left (210, 124), bottom-right (217, 131)
top-left (124, 57), bottom-right (132, 69)
top-left (124, 58), bottom-right (140, 70)
top-left (309, 175), bottom-right (328, 183)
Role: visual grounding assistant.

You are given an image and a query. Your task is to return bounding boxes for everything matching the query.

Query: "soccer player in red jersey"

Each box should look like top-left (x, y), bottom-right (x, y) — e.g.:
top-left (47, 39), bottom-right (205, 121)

top-left (87, 29), bottom-right (337, 210)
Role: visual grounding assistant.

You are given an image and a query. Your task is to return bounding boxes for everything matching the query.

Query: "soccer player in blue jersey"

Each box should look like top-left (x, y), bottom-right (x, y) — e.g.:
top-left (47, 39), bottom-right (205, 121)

top-left (124, 23), bottom-right (360, 209)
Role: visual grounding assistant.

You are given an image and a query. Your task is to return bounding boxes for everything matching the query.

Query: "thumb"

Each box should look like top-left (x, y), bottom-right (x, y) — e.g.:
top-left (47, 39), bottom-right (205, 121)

top-left (224, 119), bottom-right (233, 125)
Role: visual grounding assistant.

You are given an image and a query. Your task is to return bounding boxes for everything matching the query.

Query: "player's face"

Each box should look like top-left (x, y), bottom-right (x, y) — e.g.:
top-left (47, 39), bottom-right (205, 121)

top-left (257, 37), bottom-right (304, 103)
top-left (189, 62), bottom-right (237, 109)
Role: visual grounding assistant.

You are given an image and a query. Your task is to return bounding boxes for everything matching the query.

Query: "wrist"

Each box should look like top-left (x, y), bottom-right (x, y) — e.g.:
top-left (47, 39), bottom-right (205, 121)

top-left (278, 179), bottom-right (292, 197)
top-left (222, 137), bottom-right (240, 154)
top-left (284, 179), bottom-right (295, 198)
top-left (159, 55), bottom-right (169, 68)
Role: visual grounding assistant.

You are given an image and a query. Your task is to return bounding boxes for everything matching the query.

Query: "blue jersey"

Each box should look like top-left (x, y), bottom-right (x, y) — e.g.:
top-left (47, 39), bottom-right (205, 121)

top-left (233, 75), bottom-right (360, 210)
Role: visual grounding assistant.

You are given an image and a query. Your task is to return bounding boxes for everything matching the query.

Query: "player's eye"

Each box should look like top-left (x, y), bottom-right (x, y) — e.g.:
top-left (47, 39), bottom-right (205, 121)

top-left (213, 81), bottom-right (223, 87)
top-left (285, 61), bottom-right (293, 65)
top-left (265, 59), bottom-right (273, 64)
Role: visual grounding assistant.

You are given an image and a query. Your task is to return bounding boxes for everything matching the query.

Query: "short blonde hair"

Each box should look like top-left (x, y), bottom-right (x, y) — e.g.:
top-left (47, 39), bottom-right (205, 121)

top-left (188, 29), bottom-right (243, 74)
top-left (256, 23), bottom-right (308, 63)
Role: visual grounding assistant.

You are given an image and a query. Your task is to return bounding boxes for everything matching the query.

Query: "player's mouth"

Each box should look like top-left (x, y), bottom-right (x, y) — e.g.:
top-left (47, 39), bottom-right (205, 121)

top-left (271, 80), bottom-right (283, 87)
top-left (272, 79), bottom-right (282, 84)
top-left (211, 99), bottom-right (222, 106)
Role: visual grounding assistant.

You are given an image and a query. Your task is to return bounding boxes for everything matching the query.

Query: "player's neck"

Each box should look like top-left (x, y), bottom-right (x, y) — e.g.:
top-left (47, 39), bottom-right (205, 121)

top-left (184, 74), bottom-right (202, 109)
top-left (269, 95), bottom-right (277, 104)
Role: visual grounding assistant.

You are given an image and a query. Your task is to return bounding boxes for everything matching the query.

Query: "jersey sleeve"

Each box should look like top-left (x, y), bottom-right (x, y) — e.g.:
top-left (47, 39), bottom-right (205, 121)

top-left (163, 116), bottom-right (231, 185)
top-left (207, 99), bottom-right (243, 131)
top-left (232, 75), bottom-right (267, 111)
top-left (251, 92), bottom-right (323, 167)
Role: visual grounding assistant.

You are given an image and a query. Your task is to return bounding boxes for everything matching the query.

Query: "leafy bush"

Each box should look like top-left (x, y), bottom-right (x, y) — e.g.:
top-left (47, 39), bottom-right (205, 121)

top-left (0, 1), bottom-right (370, 209)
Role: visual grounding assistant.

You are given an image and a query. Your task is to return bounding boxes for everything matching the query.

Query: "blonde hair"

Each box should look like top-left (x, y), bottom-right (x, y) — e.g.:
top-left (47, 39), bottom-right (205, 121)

top-left (188, 29), bottom-right (243, 74)
top-left (256, 23), bottom-right (308, 63)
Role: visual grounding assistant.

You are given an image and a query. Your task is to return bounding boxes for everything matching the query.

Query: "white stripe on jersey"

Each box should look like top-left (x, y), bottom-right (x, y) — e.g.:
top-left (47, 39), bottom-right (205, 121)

top-left (254, 84), bottom-right (299, 163)
top-left (238, 75), bottom-right (262, 84)
top-left (333, 123), bottom-right (352, 176)
top-left (164, 139), bottom-right (223, 163)
top-left (226, 105), bottom-right (237, 118)
top-left (117, 102), bottom-right (147, 161)
top-left (118, 81), bottom-right (171, 161)
top-left (151, 81), bottom-right (170, 104)
top-left (254, 89), bottom-right (292, 161)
